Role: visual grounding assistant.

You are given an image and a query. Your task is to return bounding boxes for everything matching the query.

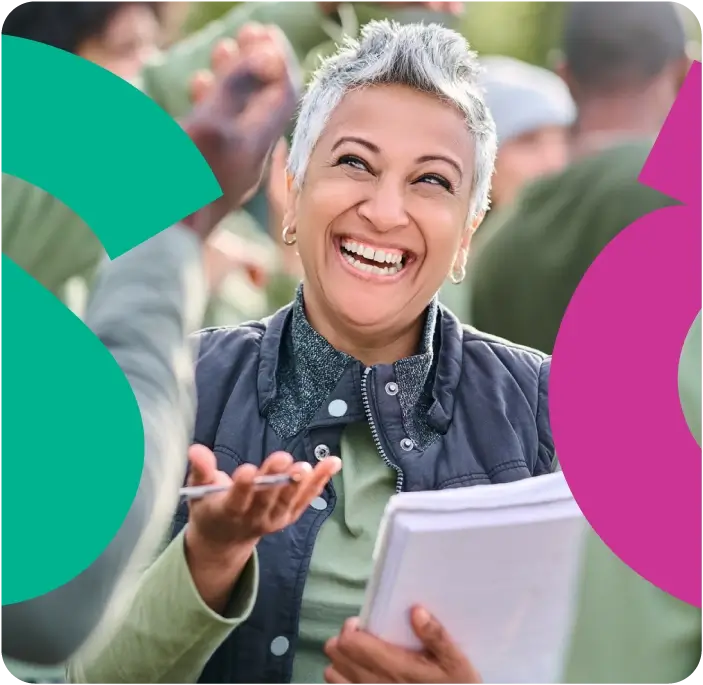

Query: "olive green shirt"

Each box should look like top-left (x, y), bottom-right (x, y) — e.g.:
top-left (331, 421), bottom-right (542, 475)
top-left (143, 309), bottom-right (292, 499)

top-left (68, 423), bottom-right (397, 683)
top-left (467, 141), bottom-right (679, 353)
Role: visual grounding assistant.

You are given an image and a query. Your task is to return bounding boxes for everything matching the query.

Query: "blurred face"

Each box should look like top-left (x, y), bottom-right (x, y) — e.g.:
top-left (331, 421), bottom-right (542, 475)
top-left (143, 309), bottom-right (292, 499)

top-left (491, 126), bottom-right (569, 208)
top-left (77, 4), bottom-right (160, 82)
top-left (286, 84), bottom-right (476, 337)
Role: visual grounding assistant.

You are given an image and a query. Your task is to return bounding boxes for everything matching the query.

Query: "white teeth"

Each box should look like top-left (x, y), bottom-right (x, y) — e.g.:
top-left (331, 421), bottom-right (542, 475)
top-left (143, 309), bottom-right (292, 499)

top-left (342, 250), bottom-right (402, 276)
top-left (341, 240), bottom-right (404, 265)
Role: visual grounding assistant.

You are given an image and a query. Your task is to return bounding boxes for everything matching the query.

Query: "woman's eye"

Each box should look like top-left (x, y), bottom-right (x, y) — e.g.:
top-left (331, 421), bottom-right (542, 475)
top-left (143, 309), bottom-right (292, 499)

top-left (417, 174), bottom-right (453, 191)
top-left (337, 154), bottom-right (370, 172)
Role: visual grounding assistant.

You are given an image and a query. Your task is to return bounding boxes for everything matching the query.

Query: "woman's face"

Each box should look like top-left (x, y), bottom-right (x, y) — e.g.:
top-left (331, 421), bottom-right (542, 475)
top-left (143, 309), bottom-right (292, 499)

top-left (287, 84), bottom-right (476, 335)
top-left (77, 4), bottom-right (160, 82)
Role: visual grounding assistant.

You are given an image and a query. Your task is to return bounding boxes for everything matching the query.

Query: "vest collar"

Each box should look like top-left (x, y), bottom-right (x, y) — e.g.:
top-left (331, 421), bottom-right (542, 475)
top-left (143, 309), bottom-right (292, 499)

top-left (258, 285), bottom-right (461, 437)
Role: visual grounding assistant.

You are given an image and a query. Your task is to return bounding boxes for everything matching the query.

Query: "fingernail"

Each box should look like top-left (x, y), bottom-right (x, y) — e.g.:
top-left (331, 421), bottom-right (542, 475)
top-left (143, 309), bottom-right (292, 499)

top-left (415, 607), bottom-right (431, 628)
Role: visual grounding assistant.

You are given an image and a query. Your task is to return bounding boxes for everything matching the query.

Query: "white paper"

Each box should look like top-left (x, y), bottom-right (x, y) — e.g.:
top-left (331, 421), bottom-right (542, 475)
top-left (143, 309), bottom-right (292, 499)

top-left (360, 472), bottom-right (587, 684)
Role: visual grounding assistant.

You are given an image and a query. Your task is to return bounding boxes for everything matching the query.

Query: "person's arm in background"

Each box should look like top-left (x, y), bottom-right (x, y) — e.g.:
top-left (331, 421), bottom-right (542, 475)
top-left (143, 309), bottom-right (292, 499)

top-left (1, 224), bottom-right (209, 667)
top-left (2, 174), bottom-right (104, 303)
top-left (143, 3), bottom-right (464, 120)
top-left (141, 2), bottom-right (330, 119)
top-left (3, 22), bottom-right (302, 669)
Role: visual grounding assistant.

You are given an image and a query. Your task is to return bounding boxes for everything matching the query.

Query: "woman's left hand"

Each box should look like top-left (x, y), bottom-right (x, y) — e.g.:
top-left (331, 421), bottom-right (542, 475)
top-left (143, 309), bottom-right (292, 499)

top-left (323, 607), bottom-right (481, 683)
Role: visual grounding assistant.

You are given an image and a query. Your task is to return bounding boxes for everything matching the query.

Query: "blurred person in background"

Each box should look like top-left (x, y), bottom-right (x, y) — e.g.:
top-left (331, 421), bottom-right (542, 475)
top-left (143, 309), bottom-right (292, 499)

top-left (479, 55), bottom-right (575, 212)
top-left (68, 20), bottom-right (557, 685)
top-left (441, 54), bottom-right (575, 318)
top-left (2, 2), bottom-right (166, 314)
top-left (0, 0), bottom-right (261, 315)
top-left (3, 20), bottom-right (301, 682)
top-left (467, 2), bottom-right (689, 353)
top-left (465, 3), bottom-right (700, 682)
top-left (2, 1), bottom-right (162, 82)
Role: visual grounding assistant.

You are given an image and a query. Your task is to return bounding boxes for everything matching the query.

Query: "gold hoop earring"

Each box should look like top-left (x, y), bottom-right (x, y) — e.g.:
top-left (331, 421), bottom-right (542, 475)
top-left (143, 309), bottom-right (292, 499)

top-left (450, 262), bottom-right (466, 285)
top-left (282, 225), bottom-right (297, 246)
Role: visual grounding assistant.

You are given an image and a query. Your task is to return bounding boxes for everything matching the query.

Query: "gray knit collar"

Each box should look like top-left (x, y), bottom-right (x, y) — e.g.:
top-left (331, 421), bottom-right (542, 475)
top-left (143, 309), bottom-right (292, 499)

top-left (266, 285), bottom-right (440, 449)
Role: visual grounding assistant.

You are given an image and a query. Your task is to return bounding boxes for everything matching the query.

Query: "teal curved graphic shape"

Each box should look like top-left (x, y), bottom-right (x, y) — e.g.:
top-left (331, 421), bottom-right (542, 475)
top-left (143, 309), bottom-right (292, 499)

top-left (2, 37), bottom-right (221, 604)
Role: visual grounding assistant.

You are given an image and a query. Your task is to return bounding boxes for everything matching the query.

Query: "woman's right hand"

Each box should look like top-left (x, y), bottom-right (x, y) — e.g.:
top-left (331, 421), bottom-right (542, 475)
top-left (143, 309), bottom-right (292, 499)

top-left (183, 444), bottom-right (341, 612)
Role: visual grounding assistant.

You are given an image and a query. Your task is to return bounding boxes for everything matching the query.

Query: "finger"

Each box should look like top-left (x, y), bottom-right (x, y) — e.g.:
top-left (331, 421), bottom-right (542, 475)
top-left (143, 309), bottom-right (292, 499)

top-left (411, 606), bottom-right (470, 673)
top-left (325, 638), bottom-right (384, 683)
top-left (334, 627), bottom-right (412, 678)
top-left (189, 69), bottom-right (215, 104)
top-left (187, 444), bottom-right (218, 486)
top-left (245, 44), bottom-right (286, 84)
top-left (225, 464), bottom-right (258, 514)
top-left (341, 617), bottom-right (360, 636)
top-left (211, 37), bottom-right (239, 76)
top-left (225, 462), bottom-right (259, 514)
top-left (290, 456), bottom-right (342, 515)
top-left (323, 666), bottom-right (351, 684)
top-left (268, 460), bottom-right (313, 518)
top-left (246, 451), bottom-right (295, 519)
top-left (236, 22), bottom-right (268, 50)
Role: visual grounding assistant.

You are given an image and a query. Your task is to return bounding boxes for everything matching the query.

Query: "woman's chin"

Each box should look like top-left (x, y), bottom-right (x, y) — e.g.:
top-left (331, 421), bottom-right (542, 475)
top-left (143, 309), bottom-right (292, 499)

top-left (330, 293), bottom-right (403, 331)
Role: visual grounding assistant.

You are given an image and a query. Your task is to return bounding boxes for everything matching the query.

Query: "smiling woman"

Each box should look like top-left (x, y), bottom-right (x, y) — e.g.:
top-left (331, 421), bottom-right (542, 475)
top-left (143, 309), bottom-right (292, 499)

top-left (68, 20), bottom-right (556, 685)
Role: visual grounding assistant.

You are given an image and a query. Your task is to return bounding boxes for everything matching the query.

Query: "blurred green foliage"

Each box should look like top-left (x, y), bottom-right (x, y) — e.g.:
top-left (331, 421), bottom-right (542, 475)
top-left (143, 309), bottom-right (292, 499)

top-left (181, 1), bottom-right (700, 67)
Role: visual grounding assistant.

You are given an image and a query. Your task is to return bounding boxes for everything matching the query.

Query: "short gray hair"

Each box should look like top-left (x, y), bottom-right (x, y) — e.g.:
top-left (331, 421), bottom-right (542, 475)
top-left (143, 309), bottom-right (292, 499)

top-left (288, 20), bottom-right (497, 220)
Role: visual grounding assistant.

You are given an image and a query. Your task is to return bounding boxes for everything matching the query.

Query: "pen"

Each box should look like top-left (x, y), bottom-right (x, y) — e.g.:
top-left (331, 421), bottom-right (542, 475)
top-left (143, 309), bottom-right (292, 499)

top-left (179, 473), bottom-right (298, 501)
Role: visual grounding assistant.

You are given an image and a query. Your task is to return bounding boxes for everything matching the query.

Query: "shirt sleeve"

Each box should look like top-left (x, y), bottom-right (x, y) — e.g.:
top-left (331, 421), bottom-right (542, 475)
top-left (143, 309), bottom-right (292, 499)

top-left (1, 174), bottom-right (103, 297)
top-left (67, 529), bottom-right (260, 684)
top-left (563, 530), bottom-right (701, 683)
top-left (1, 225), bottom-right (208, 666)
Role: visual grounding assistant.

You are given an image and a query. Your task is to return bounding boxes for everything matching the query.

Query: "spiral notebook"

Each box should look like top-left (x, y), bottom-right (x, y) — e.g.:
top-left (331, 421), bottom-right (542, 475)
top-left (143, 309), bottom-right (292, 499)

top-left (359, 471), bottom-right (587, 683)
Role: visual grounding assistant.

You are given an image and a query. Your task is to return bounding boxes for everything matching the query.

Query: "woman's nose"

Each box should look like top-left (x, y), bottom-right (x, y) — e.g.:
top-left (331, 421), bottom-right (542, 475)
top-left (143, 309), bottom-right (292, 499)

top-left (357, 180), bottom-right (410, 232)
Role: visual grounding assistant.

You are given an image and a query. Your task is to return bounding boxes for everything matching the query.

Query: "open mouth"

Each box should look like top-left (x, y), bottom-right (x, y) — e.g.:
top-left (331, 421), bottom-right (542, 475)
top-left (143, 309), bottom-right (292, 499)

top-left (336, 237), bottom-right (411, 277)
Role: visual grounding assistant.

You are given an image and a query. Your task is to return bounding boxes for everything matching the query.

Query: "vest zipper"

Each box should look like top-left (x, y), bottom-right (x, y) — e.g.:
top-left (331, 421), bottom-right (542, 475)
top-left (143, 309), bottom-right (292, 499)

top-left (361, 366), bottom-right (404, 494)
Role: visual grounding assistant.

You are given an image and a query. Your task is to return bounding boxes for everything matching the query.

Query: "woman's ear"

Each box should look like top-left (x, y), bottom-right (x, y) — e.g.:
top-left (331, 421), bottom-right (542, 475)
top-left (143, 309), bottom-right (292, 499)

top-left (470, 211), bottom-right (485, 235)
top-left (282, 173), bottom-right (298, 230)
top-left (266, 138), bottom-right (294, 236)
top-left (460, 212), bottom-right (484, 251)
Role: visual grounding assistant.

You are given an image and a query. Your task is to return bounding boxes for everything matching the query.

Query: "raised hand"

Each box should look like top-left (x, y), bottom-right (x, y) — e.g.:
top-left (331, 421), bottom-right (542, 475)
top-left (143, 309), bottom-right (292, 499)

top-left (180, 24), bottom-right (302, 240)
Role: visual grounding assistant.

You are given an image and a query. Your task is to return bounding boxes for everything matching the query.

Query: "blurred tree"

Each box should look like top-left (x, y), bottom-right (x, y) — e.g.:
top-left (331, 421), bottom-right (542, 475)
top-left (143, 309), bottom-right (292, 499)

top-left (180, 1), bottom-right (699, 68)
top-left (460, 2), bottom-right (565, 66)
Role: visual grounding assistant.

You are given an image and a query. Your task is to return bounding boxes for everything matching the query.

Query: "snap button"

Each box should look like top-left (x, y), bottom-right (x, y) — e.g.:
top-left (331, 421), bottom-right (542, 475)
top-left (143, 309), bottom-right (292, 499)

top-left (385, 382), bottom-right (399, 396)
top-left (314, 444), bottom-right (331, 461)
top-left (311, 496), bottom-right (327, 511)
top-left (400, 437), bottom-right (414, 451)
top-left (270, 636), bottom-right (290, 656)
top-left (328, 399), bottom-right (348, 417)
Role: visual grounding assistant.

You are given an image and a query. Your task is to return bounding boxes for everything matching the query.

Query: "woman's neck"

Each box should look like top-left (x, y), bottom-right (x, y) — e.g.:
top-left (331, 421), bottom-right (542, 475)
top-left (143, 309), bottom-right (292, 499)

top-left (298, 289), bottom-right (428, 367)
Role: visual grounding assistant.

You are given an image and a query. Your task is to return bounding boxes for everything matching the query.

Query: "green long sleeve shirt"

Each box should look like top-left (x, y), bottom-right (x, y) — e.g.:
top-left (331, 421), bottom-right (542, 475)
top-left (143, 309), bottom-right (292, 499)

top-left (68, 423), bottom-right (397, 684)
